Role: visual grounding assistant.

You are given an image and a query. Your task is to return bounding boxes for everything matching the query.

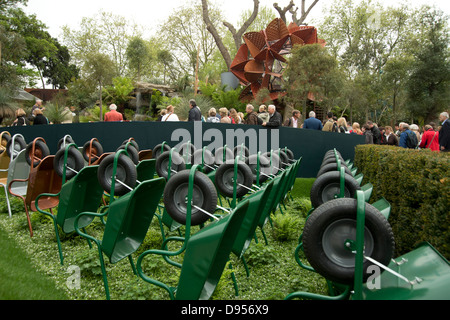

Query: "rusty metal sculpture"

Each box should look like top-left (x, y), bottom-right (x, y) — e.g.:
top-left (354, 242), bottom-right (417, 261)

top-left (231, 18), bottom-right (325, 102)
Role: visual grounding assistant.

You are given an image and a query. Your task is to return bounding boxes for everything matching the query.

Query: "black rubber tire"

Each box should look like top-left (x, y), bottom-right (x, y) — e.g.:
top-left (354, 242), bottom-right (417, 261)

top-left (324, 150), bottom-right (342, 158)
top-left (0, 134), bottom-right (11, 154)
top-left (302, 198), bottom-right (395, 285)
top-left (25, 140), bottom-right (50, 167)
top-left (97, 153), bottom-right (137, 196)
top-left (214, 147), bottom-right (234, 165)
top-left (122, 139), bottom-right (139, 152)
top-left (284, 148), bottom-right (295, 161)
top-left (152, 143), bottom-right (171, 159)
top-left (234, 145), bottom-right (249, 159)
top-left (155, 151), bottom-right (186, 179)
top-left (57, 136), bottom-right (75, 150)
top-left (164, 169), bottom-right (218, 226)
top-left (178, 142), bottom-right (196, 165)
top-left (6, 135), bottom-right (27, 158)
top-left (54, 147), bottom-right (85, 179)
top-left (263, 152), bottom-right (281, 176)
top-left (322, 152), bottom-right (345, 162)
top-left (82, 140), bottom-right (104, 162)
top-left (278, 150), bottom-right (289, 169)
top-left (215, 161), bottom-right (254, 198)
top-left (193, 149), bottom-right (215, 174)
top-left (321, 156), bottom-right (348, 169)
top-left (317, 162), bottom-right (353, 178)
top-left (245, 154), bottom-right (271, 184)
top-left (117, 144), bottom-right (139, 165)
top-left (310, 171), bottom-right (360, 209)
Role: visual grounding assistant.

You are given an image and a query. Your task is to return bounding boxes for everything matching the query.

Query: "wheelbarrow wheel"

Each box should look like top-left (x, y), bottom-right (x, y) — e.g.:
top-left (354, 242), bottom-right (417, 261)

top-left (310, 171), bottom-right (360, 209)
top-left (82, 140), bottom-right (104, 162)
top-left (25, 140), bottom-right (50, 167)
top-left (6, 135), bottom-right (27, 158)
top-left (214, 147), bottom-right (234, 165)
top-left (152, 143), bottom-right (171, 159)
top-left (317, 163), bottom-right (352, 178)
top-left (122, 139), bottom-right (139, 152)
top-left (284, 148), bottom-right (295, 161)
top-left (215, 161), bottom-right (253, 198)
top-left (278, 150), bottom-right (289, 169)
top-left (98, 153), bottom-right (137, 196)
top-left (245, 154), bottom-right (271, 184)
top-left (57, 136), bottom-right (75, 150)
top-left (263, 152), bottom-right (281, 176)
top-left (164, 169), bottom-right (218, 226)
top-left (54, 147), bottom-right (85, 180)
top-left (193, 149), bottom-right (215, 174)
top-left (0, 133), bottom-right (11, 154)
top-left (234, 145), bottom-right (249, 159)
top-left (321, 155), bottom-right (346, 168)
top-left (302, 198), bottom-right (395, 285)
top-left (117, 144), bottom-right (139, 165)
top-left (178, 142), bottom-right (196, 164)
top-left (156, 151), bottom-right (186, 179)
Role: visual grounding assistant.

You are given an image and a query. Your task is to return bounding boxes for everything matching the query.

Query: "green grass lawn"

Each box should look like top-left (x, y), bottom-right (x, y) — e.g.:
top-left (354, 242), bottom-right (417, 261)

top-left (0, 178), bottom-right (327, 301)
top-left (0, 225), bottom-right (68, 300)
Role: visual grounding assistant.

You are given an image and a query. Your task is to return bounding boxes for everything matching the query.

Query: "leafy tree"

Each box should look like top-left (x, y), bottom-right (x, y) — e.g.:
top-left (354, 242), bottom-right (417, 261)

top-left (126, 37), bottom-right (151, 81)
top-left (103, 77), bottom-right (135, 112)
top-left (43, 39), bottom-right (79, 89)
top-left (83, 52), bottom-right (116, 121)
top-left (284, 43), bottom-right (343, 120)
top-left (406, 8), bottom-right (450, 123)
top-left (0, 86), bottom-right (17, 125)
top-left (62, 10), bottom-right (139, 77)
top-left (159, 0), bottom-right (226, 78)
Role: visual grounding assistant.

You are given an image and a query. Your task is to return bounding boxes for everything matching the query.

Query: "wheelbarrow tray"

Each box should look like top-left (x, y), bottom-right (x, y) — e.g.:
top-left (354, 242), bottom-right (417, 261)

top-left (56, 165), bottom-right (104, 233)
top-left (175, 200), bottom-right (250, 300)
top-left (101, 177), bottom-right (166, 264)
top-left (361, 242), bottom-right (450, 300)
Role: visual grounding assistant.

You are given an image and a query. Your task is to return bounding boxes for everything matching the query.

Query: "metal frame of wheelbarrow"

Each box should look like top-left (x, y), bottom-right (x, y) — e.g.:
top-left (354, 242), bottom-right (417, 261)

top-left (35, 143), bottom-right (104, 265)
top-left (285, 189), bottom-right (436, 301)
top-left (136, 164), bottom-right (251, 300)
top-left (8, 138), bottom-right (62, 237)
top-left (0, 133), bottom-right (27, 218)
top-left (74, 159), bottom-right (166, 300)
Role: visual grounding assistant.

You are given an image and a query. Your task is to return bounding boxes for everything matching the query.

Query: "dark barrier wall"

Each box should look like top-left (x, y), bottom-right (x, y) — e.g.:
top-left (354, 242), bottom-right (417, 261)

top-left (5, 122), bottom-right (365, 178)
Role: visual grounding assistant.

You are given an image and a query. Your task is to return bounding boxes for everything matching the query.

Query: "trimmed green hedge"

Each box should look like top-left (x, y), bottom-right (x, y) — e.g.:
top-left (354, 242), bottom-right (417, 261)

top-left (354, 145), bottom-right (450, 260)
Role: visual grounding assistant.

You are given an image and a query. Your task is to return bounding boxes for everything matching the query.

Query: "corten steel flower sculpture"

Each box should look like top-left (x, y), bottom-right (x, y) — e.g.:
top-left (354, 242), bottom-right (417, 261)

top-left (231, 18), bottom-right (325, 102)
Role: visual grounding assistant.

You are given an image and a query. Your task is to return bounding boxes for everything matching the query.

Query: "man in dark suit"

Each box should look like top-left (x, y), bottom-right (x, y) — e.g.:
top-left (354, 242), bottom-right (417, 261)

top-left (439, 111), bottom-right (450, 152)
top-left (262, 105), bottom-right (282, 128)
top-left (188, 99), bottom-right (202, 122)
top-left (303, 111), bottom-right (323, 130)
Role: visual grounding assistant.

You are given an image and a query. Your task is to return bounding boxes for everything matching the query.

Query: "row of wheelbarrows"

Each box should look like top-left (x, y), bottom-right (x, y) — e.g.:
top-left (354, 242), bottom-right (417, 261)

top-left (1, 131), bottom-right (449, 300)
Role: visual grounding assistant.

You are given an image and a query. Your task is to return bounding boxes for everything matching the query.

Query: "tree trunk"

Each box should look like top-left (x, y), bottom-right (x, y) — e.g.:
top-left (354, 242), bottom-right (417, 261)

top-left (201, 0), bottom-right (259, 70)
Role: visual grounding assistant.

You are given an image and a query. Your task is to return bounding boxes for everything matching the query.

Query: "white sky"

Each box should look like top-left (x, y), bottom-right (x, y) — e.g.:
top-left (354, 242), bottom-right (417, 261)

top-left (22, 0), bottom-right (450, 39)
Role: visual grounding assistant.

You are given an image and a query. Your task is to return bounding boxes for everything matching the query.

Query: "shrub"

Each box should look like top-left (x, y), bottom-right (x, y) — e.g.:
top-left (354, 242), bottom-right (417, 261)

top-left (271, 212), bottom-right (301, 242)
top-left (354, 145), bottom-right (450, 259)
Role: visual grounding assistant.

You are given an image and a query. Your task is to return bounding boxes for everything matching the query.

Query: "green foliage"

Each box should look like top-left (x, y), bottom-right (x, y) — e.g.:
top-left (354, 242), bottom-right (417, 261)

top-left (200, 82), bottom-right (246, 112)
top-left (44, 102), bottom-right (72, 124)
top-left (271, 213), bottom-right (302, 242)
top-left (0, 178), bottom-right (330, 300)
top-left (103, 76), bottom-right (135, 106)
top-left (354, 145), bottom-right (450, 259)
top-left (244, 242), bottom-right (278, 267)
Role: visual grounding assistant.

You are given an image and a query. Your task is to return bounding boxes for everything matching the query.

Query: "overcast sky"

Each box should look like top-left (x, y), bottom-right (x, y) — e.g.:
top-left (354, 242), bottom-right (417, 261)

top-left (22, 0), bottom-right (450, 39)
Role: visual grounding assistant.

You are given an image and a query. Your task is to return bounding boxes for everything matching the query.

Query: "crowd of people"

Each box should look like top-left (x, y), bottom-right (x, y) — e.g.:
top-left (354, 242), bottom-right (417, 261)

top-left (158, 102), bottom-right (449, 153)
top-left (10, 98), bottom-right (449, 153)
